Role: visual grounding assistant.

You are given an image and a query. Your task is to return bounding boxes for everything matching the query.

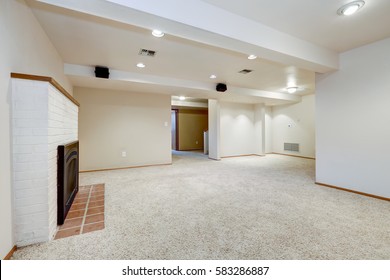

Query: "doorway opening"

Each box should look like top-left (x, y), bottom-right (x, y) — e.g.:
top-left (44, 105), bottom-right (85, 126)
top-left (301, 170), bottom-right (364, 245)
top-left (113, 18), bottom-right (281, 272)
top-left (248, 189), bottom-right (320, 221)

top-left (171, 97), bottom-right (209, 160)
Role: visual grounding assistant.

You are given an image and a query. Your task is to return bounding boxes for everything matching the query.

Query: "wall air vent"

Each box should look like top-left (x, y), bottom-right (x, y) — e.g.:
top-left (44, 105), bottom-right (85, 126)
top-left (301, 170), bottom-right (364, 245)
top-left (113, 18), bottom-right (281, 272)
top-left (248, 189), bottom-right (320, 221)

top-left (284, 143), bottom-right (300, 152)
top-left (139, 49), bottom-right (156, 57)
top-left (238, 69), bottom-right (253, 74)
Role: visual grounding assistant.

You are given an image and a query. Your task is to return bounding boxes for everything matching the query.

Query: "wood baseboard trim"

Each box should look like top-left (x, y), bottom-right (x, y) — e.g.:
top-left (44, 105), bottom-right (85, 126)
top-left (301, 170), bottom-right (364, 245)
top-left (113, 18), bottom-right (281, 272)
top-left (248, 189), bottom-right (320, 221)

top-left (271, 152), bottom-right (315, 160)
top-left (315, 182), bottom-right (390, 202)
top-left (176, 149), bottom-right (204, 152)
top-left (80, 163), bottom-right (172, 173)
top-left (3, 245), bottom-right (17, 260)
top-left (10, 73), bottom-right (80, 107)
top-left (221, 154), bottom-right (264, 159)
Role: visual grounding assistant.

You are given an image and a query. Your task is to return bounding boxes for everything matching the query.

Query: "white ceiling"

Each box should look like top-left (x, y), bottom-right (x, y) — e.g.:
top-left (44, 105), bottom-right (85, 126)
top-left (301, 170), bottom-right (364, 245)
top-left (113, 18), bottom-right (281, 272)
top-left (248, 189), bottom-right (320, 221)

top-left (202, 0), bottom-right (390, 52)
top-left (28, 0), bottom-right (390, 105)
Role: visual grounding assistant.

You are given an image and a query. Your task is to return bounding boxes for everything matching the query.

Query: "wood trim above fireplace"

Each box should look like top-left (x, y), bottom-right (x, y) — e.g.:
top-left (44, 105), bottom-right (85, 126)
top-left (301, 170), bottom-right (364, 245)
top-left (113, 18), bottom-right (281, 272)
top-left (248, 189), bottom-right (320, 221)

top-left (10, 73), bottom-right (80, 107)
top-left (3, 245), bottom-right (17, 260)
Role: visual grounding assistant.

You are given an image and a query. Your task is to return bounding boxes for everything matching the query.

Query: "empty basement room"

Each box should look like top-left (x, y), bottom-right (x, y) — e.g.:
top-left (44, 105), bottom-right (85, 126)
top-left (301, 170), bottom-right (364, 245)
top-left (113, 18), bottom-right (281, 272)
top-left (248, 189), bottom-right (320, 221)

top-left (1, 0), bottom-right (390, 277)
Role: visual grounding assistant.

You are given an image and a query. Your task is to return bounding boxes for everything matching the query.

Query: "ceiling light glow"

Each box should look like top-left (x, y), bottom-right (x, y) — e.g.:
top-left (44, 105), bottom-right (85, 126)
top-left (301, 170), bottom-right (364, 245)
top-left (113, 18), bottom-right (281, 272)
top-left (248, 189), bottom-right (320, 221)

top-left (209, 74), bottom-right (217, 79)
top-left (179, 96), bottom-right (186, 101)
top-left (248, 54), bottom-right (257, 60)
top-left (343, 5), bottom-right (360, 15)
top-left (287, 87), bottom-right (298, 94)
top-left (136, 63), bottom-right (146, 68)
top-left (152, 29), bottom-right (165, 37)
top-left (337, 1), bottom-right (365, 16)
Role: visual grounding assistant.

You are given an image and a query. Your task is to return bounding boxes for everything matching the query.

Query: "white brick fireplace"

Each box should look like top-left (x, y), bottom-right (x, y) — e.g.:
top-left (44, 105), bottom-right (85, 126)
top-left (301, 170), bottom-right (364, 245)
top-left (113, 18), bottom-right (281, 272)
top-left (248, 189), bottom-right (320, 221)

top-left (11, 75), bottom-right (78, 246)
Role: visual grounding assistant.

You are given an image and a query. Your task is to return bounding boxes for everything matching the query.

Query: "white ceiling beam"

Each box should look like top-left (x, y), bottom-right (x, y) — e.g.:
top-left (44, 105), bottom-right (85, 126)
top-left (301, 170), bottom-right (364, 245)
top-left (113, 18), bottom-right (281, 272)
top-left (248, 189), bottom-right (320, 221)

top-left (37, 0), bottom-right (338, 73)
top-left (171, 100), bottom-right (209, 109)
top-left (64, 63), bottom-right (301, 103)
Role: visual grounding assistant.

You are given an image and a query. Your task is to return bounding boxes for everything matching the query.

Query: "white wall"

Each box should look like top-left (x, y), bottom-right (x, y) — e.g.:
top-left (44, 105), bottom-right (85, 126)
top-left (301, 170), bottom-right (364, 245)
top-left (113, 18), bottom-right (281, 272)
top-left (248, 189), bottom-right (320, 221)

top-left (0, 0), bottom-right (72, 258)
top-left (272, 95), bottom-right (315, 158)
top-left (316, 37), bottom-right (390, 198)
top-left (208, 99), bottom-right (220, 160)
top-left (74, 87), bottom-right (172, 171)
top-left (254, 104), bottom-right (265, 155)
top-left (220, 102), bottom-right (264, 157)
top-left (265, 106), bottom-right (273, 153)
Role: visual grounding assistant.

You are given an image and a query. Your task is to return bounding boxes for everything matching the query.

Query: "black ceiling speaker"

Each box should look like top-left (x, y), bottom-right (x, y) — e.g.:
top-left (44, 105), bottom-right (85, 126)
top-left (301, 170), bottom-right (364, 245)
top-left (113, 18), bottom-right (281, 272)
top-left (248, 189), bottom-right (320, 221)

top-left (95, 66), bottom-right (110, 79)
top-left (216, 83), bottom-right (227, 92)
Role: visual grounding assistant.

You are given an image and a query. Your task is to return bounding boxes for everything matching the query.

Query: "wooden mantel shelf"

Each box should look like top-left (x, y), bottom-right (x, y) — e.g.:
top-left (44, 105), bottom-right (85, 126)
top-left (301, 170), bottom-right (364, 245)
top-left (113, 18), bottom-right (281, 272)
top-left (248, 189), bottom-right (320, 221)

top-left (10, 73), bottom-right (80, 107)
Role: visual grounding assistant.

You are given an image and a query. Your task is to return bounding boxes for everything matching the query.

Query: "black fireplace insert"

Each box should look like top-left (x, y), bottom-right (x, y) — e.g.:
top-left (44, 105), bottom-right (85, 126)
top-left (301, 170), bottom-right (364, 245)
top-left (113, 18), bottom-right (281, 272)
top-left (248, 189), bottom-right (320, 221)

top-left (57, 140), bottom-right (79, 225)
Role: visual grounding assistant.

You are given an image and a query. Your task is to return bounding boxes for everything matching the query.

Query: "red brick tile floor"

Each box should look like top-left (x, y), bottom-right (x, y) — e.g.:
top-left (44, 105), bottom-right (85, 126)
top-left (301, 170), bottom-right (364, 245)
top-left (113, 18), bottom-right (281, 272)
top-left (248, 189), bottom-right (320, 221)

top-left (55, 184), bottom-right (105, 240)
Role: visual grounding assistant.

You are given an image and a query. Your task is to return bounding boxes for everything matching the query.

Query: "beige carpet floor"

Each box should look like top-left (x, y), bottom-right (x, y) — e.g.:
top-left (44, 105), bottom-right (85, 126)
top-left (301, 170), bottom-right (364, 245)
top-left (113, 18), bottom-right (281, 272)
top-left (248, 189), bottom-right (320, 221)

top-left (12, 152), bottom-right (390, 259)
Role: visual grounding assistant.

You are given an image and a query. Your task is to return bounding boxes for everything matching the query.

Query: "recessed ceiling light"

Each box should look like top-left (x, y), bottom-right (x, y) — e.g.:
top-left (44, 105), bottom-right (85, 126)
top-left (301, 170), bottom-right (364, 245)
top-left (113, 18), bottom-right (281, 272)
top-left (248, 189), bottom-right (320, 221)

top-left (152, 29), bottom-right (165, 37)
top-left (248, 54), bottom-right (257, 60)
top-left (209, 74), bottom-right (217, 79)
top-left (337, 1), bottom-right (365, 16)
top-left (179, 96), bottom-right (186, 101)
top-left (136, 63), bottom-right (146, 68)
top-left (286, 87), bottom-right (298, 94)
